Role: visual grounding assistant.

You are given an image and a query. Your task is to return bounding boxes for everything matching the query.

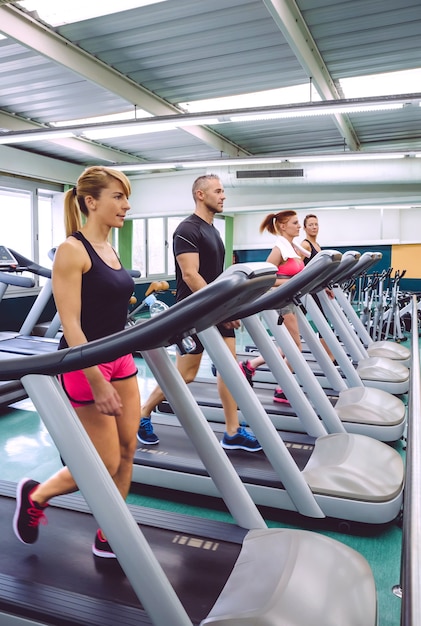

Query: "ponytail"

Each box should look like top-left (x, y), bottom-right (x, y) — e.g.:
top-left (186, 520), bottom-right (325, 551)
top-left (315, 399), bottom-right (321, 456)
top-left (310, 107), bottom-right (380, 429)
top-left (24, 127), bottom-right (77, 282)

top-left (63, 166), bottom-right (131, 237)
top-left (259, 210), bottom-right (297, 235)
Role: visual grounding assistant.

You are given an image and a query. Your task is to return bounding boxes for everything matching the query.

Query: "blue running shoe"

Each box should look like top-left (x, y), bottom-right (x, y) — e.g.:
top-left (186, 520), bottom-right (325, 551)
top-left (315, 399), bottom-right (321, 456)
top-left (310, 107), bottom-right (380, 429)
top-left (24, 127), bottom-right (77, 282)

top-left (221, 427), bottom-right (262, 452)
top-left (137, 417), bottom-right (159, 445)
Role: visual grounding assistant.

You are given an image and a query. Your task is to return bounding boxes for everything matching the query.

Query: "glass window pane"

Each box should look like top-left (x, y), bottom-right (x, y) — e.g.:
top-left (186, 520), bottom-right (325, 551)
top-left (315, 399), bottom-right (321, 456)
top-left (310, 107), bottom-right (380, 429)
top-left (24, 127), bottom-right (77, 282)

top-left (167, 216), bottom-right (183, 276)
top-left (0, 188), bottom-right (32, 258)
top-left (38, 194), bottom-right (54, 267)
top-left (132, 218), bottom-right (146, 277)
top-left (148, 217), bottom-right (165, 275)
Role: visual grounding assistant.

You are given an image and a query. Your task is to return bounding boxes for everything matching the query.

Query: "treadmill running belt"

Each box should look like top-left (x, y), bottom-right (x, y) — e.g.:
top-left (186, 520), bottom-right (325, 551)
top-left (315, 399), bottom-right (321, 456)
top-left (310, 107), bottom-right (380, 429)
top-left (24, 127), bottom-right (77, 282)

top-left (0, 335), bottom-right (58, 355)
top-left (134, 421), bottom-right (314, 488)
top-left (0, 494), bottom-right (242, 625)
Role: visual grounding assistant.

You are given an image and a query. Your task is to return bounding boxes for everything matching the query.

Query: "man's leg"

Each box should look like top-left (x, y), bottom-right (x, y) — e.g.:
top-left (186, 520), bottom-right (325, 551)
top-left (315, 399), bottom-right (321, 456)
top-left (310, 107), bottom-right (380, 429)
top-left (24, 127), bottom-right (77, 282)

top-left (218, 336), bottom-right (262, 452)
top-left (218, 335), bottom-right (241, 436)
top-left (139, 351), bottom-right (202, 444)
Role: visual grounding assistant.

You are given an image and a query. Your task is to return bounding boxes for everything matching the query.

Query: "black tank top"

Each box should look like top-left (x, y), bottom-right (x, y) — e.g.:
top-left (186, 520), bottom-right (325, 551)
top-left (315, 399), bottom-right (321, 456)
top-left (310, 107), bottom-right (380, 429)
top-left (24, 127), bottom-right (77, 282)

top-left (304, 239), bottom-right (319, 266)
top-left (59, 231), bottom-right (134, 348)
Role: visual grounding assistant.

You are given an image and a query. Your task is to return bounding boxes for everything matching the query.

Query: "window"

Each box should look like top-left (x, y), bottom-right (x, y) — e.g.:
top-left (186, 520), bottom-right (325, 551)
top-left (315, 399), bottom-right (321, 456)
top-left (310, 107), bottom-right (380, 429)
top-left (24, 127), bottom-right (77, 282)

top-left (0, 177), bottom-right (62, 290)
top-left (0, 188), bottom-right (32, 258)
top-left (132, 218), bottom-right (146, 277)
top-left (131, 215), bottom-right (184, 279)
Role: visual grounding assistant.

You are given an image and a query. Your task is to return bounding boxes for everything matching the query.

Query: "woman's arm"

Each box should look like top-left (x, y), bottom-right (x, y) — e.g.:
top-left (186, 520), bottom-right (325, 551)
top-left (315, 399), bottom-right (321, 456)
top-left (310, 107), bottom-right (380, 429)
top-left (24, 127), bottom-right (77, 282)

top-left (52, 239), bottom-right (123, 416)
top-left (52, 238), bottom-right (87, 348)
top-left (299, 239), bottom-right (312, 259)
top-left (266, 246), bottom-right (283, 268)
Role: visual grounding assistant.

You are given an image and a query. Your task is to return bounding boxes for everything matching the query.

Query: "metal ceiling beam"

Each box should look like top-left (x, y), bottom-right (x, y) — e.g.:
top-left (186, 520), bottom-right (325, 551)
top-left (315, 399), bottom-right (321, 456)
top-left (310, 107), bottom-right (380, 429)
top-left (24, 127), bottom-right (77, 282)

top-left (0, 111), bottom-right (143, 163)
top-left (263, 0), bottom-right (360, 151)
top-left (0, 4), bottom-right (249, 158)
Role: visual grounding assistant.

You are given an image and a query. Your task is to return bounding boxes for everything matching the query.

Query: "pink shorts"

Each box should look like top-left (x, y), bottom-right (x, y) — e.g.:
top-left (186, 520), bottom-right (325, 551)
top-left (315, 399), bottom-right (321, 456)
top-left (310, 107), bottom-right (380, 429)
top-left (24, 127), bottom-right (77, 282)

top-left (60, 354), bottom-right (138, 407)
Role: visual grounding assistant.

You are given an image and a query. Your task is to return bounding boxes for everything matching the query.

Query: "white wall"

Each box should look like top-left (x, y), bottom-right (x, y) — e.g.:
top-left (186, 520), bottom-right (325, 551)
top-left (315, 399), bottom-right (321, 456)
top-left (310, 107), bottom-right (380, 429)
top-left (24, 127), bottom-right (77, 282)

top-left (2, 148), bottom-right (419, 250)
top-left (127, 169), bottom-right (421, 249)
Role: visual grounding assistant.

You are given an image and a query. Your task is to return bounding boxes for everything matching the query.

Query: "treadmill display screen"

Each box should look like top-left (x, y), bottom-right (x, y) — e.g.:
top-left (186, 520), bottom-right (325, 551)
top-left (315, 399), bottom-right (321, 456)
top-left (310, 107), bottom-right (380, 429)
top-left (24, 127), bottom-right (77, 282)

top-left (0, 246), bottom-right (18, 268)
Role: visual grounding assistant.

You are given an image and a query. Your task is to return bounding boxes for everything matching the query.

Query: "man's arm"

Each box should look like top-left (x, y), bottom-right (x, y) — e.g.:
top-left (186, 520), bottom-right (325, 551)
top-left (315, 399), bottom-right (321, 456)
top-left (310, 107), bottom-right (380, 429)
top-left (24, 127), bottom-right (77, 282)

top-left (177, 250), bottom-right (240, 329)
top-left (176, 252), bottom-right (207, 293)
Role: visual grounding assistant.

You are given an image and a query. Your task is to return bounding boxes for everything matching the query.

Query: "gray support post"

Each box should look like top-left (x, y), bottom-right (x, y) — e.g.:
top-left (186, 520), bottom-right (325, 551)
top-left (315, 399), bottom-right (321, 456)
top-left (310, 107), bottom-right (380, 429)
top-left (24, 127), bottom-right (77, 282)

top-left (317, 289), bottom-right (366, 361)
top-left (296, 298), bottom-right (348, 392)
top-left (198, 326), bottom-right (325, 519)
top-left (260, 309), bottom-right (346, 434)
top-left (241, 313), bottom-right (328, 437)
top-left (333, 286), bottom-right (373, 348)
top-left (19, 281), bottom-right (53, 336)
top-left (306, 293), bottom-right (364, 388)
top-left (142, 346), bottom-right (267, 530)
top-left (21, 374), bottom-right (193, 626)
top-left (44, 311), bottom-right (61, 338)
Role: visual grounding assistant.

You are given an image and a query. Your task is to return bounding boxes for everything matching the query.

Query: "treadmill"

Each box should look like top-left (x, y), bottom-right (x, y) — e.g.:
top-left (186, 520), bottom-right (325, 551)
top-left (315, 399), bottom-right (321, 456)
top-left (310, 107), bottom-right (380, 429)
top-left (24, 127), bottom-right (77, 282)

top-left (134, 252), bottom-right (404, 524)
top-left (0, 247), bottom-right (142, 356)
top-left (308, 264), bottom-right (410, 395)
top-left (0, 262), bottom-right (377, 626)
top-left (241, 249), bottom-right (410, 395)
top-left (0, 248), bottom-right (61, 355)
top-left (156, 251), bottom-right (406, 442)
top-left (0, 250), bottom-right (37, 407)
top-left (328, 251), bottom-right (410, 364)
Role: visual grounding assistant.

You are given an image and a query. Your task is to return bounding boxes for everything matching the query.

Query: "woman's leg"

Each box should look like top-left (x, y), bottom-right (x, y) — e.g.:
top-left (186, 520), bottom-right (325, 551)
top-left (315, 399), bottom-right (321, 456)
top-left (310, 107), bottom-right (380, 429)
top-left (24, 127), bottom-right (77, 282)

top-left (283, 311), bottom-right (301, 352)
top-left (109, 376), bottom-right (140, 499)
top-left (31, 375), bottom-right (140, 504)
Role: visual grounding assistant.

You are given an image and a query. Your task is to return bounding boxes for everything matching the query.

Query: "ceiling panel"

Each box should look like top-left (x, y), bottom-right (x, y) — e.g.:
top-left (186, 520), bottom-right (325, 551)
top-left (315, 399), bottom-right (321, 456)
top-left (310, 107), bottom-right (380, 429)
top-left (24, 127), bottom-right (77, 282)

top-left (0, 0), bottom-right (420, 169)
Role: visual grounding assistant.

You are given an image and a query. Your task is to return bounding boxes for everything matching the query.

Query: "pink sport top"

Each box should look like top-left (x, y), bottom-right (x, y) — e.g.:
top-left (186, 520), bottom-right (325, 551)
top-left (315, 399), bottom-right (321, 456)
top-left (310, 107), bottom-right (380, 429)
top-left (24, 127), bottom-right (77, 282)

top-left (277, 256), bottom-right (305, 278)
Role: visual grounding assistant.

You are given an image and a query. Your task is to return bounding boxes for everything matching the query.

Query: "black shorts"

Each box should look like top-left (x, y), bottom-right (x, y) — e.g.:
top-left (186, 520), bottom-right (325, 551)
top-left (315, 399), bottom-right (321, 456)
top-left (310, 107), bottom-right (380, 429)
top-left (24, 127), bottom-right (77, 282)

top-left (184, 322), bottom-right (235, 355)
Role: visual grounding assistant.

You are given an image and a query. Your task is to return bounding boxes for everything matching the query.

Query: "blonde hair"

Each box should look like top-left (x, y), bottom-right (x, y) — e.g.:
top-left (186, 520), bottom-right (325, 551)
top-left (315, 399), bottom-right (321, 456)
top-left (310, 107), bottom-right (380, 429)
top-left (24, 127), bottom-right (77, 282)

top-left (259, 210), bottom-right (297, 235)
top-left (64, 166), bottom-right (131, 237)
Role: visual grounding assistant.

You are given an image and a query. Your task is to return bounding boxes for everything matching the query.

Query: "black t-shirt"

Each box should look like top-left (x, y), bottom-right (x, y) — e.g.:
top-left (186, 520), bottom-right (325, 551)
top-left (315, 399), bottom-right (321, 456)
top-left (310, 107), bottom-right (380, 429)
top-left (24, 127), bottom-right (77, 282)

top-left (173, 213), bottom-right (225, 302)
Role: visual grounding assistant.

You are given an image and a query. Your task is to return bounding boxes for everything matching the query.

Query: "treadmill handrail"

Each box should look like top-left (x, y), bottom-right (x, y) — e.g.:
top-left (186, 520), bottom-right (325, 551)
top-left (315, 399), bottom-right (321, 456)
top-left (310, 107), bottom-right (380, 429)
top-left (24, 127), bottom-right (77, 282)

top-left (324, 250), bottom-right (360, 286)
top-left (0, 271), bottom-right (35, 288)
top-left (228, 250), bottom-right (341, 319)
top-left (329, 251), bottom-right (381, 286)
top-left (8, 248), bottom-right (52, 279)
top-left (0, 262), bottom-right (276, 381)
top-left (9, 247), bottom-right (141, 280)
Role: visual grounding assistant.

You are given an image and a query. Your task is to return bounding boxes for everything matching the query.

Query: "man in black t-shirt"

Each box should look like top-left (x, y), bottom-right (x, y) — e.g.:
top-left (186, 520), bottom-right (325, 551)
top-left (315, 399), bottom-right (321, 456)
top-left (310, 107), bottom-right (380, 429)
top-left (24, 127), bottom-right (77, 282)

top-left (138, 174), bottom-right (261, 452)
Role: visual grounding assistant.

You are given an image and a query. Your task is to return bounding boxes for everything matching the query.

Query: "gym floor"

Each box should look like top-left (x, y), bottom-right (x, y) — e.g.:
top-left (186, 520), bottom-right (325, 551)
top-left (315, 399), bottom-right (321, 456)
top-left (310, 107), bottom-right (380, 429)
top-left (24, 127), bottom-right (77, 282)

top-left (0, 332), bottom-right (406, 626)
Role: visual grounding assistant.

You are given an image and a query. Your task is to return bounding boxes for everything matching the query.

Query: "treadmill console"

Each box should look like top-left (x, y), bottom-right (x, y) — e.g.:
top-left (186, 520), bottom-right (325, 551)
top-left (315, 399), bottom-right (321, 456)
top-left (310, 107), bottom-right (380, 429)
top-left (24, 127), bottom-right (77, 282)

top-left (0, 246), bottom-right (18, 269)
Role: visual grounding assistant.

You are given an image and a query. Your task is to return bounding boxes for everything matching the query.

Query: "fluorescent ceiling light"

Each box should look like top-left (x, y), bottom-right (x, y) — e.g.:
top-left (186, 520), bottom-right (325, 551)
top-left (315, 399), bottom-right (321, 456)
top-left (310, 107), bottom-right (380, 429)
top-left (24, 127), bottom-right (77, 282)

top-left (355, 205), bottom-right (414, 210)
top-left (16, 0), bottom-right (169, 26)
top-left (341, 68), bottom-right (421, 98)
top-left (112, 151), bottom-right (419, 173)
top-left (180, 69), bottom-right (421, 115)
top-left (229, 103), bottom-right (404, 122)
top-left (179, 84), bottom-right (322, 114)
top-left (84, 117), bottom-right (220, 139)
top-left (0, 130), bottom-right (74, 144)
top-left (114, 163), bottom-right (178, 172)
top-left (85, 124), bottom-right (178, 140)
top-left (0, 95), bottom-right (418, 145)
top-left (286, 153), bottom-right (407, 163)
top-left (51, 110), bottom-right (152, 128)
